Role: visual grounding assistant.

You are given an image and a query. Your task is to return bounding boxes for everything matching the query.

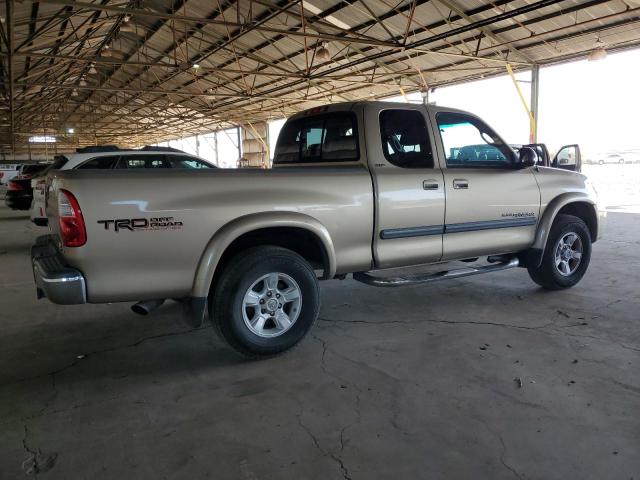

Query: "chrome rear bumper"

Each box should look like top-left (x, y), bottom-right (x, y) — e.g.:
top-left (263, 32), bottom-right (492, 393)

top-left (31, 235), bottom-right (86, 305)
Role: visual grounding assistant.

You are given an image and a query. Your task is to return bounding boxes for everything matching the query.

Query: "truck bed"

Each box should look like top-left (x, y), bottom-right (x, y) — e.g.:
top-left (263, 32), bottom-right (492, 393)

top-left (47, 167), bottom-right (374, 302)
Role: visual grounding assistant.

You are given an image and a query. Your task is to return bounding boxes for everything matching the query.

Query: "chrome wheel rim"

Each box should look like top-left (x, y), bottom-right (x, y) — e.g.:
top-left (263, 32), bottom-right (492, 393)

top-left (554, 232), bottom-right (583, 276)
top-left (242, 272), bottom-right (302, 338)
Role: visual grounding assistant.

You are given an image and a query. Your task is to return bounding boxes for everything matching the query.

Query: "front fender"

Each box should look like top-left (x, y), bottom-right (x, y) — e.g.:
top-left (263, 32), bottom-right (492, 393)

top-left (191, 211), bottom-right (337, 298)
top-left (531, 192), bottom-right (600, 266)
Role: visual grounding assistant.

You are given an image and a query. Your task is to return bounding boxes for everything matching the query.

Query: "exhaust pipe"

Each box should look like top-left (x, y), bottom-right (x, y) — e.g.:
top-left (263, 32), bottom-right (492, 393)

top-left (131, 299), bottom-right (165, 315)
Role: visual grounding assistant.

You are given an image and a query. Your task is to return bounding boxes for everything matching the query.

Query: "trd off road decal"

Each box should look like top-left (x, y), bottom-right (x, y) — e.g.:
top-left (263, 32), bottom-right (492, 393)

top-left (97, 217), bottom-right (183, 232)
top-left (501, 212), bottom-right (536, 218)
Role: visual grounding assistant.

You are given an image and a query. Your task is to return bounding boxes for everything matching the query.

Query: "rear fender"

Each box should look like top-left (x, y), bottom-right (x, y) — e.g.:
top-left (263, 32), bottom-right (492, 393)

top-left (191, 211), bottom-right (336, 298)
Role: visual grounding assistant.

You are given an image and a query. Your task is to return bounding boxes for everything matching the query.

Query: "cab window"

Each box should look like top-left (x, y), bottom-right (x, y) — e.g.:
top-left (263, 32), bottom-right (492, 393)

top-left (379, 109), bottom-right (433, 168)
top-left (437, 112), bottom-right (515, 168)
top-left (274, 113), bottom-right (358, 164)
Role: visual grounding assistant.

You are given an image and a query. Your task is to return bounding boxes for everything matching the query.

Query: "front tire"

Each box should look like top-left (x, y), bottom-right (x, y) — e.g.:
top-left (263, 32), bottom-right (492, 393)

top-left (527, 214), bottom-right (592, 290)
top-left (210, 246), bottom-right (320, 358)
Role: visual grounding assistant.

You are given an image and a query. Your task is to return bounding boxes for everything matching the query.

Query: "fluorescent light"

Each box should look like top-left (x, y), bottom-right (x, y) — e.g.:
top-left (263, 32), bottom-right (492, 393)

top-left (192, 63), bottom-right (200, 70)
top-left (303, 1), bottom-right (351, 30)
top-left (67, 128), bottom-right (75, 134)
top-left (29, 136), bottom-right (56, 143)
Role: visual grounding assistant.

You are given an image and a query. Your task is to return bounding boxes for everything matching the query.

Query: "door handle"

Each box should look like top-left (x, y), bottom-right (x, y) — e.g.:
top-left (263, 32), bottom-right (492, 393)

top-left (453, 178), bottom-right (469, 189)
top-left (422, 179), bottom-right (439, 190)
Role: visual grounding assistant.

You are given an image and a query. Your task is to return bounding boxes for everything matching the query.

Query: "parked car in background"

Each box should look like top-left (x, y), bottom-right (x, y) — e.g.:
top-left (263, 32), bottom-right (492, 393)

top-left (4, 164), bottom-right (51, 210)
top-left (30, 146), bottom-right (216, 226)
top-left (586, 153), bottom-right (626, 165)
top-left (0, 164), bottom-right (23, 185)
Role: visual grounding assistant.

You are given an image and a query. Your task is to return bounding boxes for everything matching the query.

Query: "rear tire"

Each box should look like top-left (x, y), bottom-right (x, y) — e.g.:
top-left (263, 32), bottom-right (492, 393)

top-left (527, 214), bottom-right (591, 290)
top-left (210, 246), bottom-right (320, 358)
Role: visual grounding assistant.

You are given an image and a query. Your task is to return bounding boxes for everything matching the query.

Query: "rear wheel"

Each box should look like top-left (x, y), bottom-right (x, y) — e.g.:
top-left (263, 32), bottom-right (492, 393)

top-left (527, 214), bottom-right (591, 290)
top-left (210, 246), bottom-right (320, 358)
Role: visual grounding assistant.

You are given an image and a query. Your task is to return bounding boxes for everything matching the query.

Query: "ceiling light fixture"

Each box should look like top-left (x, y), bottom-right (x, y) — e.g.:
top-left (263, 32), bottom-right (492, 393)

top-left (67, 127), bottom-right (75, 134)
top-left (79, 78), bottom-right (87, 86)
top-left (192, 63), bottom-right (201, 70)
top-left (588, 38), bottom-right (607, 61)
top-left (120, 14), bottom-right (135, 32)
top-left (316, 43), bottom-right (331, 62)
top-left (71, 89), bottom-right (79, 97)
top-left (88, 64), bottom-right (98, 74)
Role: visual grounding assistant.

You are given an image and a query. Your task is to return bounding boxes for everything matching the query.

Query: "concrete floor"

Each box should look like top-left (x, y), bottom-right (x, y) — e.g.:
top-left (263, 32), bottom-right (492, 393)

top-left (0, 193), bottom-right (638, 480)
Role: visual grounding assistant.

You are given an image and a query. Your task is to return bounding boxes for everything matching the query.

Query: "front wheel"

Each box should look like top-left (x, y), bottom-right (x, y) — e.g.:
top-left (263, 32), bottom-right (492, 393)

top-left (527, 214), bottom-right (592, 290)
top-left (210, 246), bottom-right (320, 358)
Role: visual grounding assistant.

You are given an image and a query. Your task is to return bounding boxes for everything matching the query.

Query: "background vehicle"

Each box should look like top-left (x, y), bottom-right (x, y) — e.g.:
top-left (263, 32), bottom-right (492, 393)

top-left (589, 153), bottom-right (626, 165)
top-left (4, 164), bottom-right (50, 210)
top-left (30, 147), bottom-right (216, 226)
top-left (33, 102), bottom-right (604, 358)
top-left (0, 164), bottom-right (22, 185)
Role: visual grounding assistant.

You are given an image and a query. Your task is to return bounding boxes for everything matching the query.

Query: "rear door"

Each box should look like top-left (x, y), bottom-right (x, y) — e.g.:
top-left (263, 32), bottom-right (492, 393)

top-left (430, 110), bottom-right (540, 260)
top-left (367, 105), bottom-right (445, 269)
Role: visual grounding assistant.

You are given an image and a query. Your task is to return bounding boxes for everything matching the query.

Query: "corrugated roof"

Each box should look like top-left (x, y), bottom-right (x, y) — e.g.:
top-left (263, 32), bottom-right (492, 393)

top-left (1, 0), bottom-right (638, 154)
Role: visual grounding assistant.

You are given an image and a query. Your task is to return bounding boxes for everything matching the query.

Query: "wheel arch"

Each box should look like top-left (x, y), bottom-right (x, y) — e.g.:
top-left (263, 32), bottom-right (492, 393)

top-left (530, 194), bottom-right (598, 267)
top-left (191, 212), bottom-right (336, 298)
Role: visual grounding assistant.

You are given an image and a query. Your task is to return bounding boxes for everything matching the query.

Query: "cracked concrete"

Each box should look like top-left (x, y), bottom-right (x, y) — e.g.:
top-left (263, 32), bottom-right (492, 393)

top-left (0, 198), bottom-right (639, 479)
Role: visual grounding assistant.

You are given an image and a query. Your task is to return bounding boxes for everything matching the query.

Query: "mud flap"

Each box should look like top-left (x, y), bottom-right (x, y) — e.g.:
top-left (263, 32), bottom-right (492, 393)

top-left (182, 296), bottom-right (207, 328)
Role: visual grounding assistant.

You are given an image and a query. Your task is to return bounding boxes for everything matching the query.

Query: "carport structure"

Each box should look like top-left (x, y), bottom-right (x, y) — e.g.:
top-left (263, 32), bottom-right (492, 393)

top-left (1, 0), bottom-right (639, 159)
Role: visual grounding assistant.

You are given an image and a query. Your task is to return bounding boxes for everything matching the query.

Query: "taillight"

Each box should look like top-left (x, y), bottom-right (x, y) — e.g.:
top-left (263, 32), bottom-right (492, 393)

top-left (58, 189), bottom-right (86, 247)
top-left (8, 180), bottom-right (24, 191)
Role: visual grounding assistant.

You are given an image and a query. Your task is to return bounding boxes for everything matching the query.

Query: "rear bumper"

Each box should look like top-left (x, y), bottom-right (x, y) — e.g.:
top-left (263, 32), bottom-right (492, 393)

top-left (5, 191), bottom-right (32, 210)
top-left (31, 235), bottom-right (86, 305)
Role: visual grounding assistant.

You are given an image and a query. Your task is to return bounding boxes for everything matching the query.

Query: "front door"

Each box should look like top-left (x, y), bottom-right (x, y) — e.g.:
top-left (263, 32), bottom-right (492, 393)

top-left (430, 110), bottom-right (541, 260)
top-left (366, 106), bottom-right (445, 270)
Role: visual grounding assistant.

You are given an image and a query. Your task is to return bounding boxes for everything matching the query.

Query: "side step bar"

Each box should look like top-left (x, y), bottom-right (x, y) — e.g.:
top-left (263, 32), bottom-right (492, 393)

top-left (353, 257), bottom-right (519, 287)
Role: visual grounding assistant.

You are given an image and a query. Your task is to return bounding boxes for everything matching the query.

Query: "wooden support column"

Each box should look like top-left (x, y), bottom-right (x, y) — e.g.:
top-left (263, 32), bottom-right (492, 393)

top-left (240, 122), bottom-right (269, 168)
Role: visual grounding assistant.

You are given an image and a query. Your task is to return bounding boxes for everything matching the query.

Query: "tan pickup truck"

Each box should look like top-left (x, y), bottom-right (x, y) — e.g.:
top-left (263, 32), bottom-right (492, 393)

top-left (32, 101), bottom-right (605, 357)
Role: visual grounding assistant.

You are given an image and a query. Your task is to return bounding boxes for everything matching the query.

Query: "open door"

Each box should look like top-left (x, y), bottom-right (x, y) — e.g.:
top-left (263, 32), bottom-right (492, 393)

top-left (552, 144), bottom-right (582, 172)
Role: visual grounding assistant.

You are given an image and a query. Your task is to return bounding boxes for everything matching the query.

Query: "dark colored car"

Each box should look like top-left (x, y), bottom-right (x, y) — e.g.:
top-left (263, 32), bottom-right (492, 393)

top-left (4, 164), bottom-right (50, 211)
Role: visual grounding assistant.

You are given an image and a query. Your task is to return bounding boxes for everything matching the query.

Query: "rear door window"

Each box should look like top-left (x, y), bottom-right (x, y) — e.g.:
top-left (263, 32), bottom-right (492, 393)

top-left (116, 154), bottom-right (169, 169)
top-left (167, 155), bottom-right (214, 168)
top-left (379, 109), bottom-right (434, 168)
top-left (77, 156), bottom-right (120, 169)
top-left (274, 113), bottom-right (358, 164)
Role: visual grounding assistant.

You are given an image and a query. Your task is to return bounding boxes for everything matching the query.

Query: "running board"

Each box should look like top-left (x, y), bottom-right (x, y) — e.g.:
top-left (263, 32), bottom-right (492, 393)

top-left (353, 257), bottom-right (519, 287)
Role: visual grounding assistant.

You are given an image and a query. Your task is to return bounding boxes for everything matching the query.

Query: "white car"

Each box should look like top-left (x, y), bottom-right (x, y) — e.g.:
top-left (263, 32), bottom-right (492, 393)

top-left (594, 153), bottom-right (625, 165)
top-left (30, 146), bottom-right (216, 226)
top-left (0, 164), bottom-right (23, 185)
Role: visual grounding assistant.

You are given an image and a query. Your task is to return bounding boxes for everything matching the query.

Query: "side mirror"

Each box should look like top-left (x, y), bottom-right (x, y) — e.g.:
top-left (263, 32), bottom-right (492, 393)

top-left (518, 146), bottom-right (537, 168)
